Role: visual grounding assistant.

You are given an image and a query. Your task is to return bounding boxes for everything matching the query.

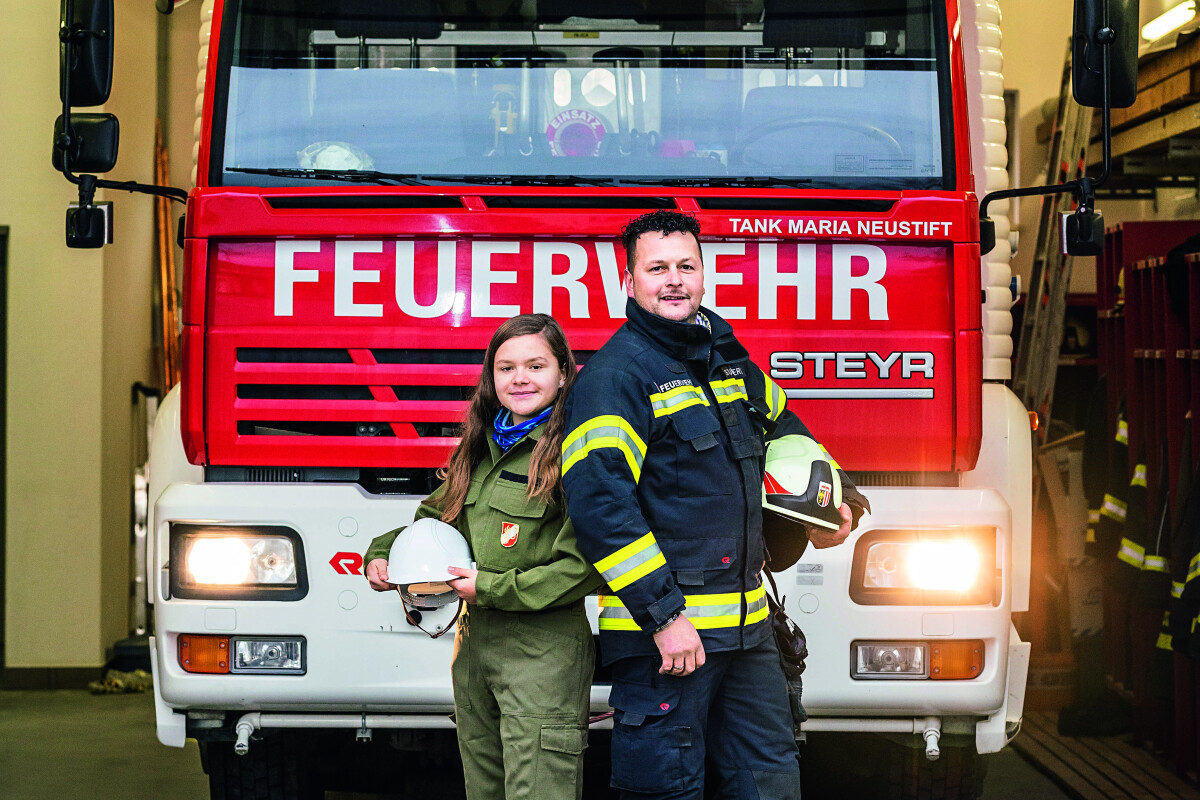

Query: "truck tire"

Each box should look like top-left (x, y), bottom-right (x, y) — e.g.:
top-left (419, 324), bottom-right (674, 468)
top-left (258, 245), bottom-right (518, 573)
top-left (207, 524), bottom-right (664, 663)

top-left (885, 742), bottom-right (988, 800)
top-left (204, 735), bottom-right (320, 800)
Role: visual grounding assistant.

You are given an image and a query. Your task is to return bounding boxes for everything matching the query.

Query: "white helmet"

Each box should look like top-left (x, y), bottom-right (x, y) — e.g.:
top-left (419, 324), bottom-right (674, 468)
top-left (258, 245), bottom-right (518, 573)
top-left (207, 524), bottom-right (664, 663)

top-left (388, 518), bottom-right (473, 610)
top-left (762, 435), bottom-right (843, 532)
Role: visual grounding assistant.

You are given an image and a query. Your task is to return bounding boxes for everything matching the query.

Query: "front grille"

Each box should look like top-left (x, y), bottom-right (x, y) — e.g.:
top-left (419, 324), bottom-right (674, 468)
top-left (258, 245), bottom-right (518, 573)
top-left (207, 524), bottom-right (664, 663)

top-left (210, 343), bottom-right (600, 469)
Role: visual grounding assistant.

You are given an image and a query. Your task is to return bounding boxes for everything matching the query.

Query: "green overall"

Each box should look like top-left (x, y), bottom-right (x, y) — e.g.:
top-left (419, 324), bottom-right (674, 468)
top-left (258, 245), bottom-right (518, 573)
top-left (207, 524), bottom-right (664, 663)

top-left (366, 423), bottom-right (602, 800)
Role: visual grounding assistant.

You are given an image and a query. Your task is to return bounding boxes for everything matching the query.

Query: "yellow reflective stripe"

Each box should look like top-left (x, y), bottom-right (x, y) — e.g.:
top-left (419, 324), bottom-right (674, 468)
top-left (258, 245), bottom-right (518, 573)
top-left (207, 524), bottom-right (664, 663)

top-left (745, 584), bottom-right (769, 625)
top-left (819, 443), bottom-right (843, 472)
top-left (597, 585), bottom-right (768, 631)
top-left (649, 384), bottom-right (709, 417)
top-left (1157, 632), bottom-right (1174, 650)
top-left (1086, 528), bottom-right (1096, 543)
top-left (1115, 418), bottom-right (1128, 445)
top-left (1142, 555), bottom-right (1169, 573)
top-left (1100, 494), bottom-right (1127, 522)
top-left (594, 532), bottom-right (668, 592)
top-left (562, 415), bottom-right (647, 481)
top-left (1173, 581), bottom-right (1185, 599)
top-left (596, 594), bottom-right (641, 630)
top-left (711, 377), bottom-right (749, 404)
top-left (1088, 509), bottom-right (1101, 524)
top-left (763, 374), bottom-right (787, 421)
top-left (1188, 553), bottom-right (1200, 583)
top-left (1117, 538), bottom-right (1145, 568)
top-left (1130, 463), bottom-right (1147, 488)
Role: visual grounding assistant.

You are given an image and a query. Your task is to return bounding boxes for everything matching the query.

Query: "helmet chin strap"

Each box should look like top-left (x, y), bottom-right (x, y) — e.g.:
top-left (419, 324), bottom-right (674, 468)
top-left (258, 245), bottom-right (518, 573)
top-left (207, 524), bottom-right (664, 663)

top-left (402, 596), bottom-right (464, 639)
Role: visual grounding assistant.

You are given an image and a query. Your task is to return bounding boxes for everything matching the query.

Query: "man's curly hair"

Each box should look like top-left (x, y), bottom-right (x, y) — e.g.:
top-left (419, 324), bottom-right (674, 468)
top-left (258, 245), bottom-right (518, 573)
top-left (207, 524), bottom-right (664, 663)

top-left (620, 210), bottom-right (702, 271)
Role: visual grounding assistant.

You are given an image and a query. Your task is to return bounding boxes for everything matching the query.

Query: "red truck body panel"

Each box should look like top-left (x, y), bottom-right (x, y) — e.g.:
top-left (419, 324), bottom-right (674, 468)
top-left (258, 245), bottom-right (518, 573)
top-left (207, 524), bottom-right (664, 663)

top-left (181, 0), bottom-right (983, 474)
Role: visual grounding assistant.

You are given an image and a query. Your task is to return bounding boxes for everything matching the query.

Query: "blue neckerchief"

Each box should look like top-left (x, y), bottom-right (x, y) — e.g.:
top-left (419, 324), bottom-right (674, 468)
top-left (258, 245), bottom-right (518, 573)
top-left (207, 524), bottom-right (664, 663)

top-left (492, 406), bottom-right (552, 450)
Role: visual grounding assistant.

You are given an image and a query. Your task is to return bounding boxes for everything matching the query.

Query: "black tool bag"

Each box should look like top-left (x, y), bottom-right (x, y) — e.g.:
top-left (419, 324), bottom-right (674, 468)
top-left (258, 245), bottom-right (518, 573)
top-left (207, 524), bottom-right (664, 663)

top-left (765, 572), bottom-right (808, 728)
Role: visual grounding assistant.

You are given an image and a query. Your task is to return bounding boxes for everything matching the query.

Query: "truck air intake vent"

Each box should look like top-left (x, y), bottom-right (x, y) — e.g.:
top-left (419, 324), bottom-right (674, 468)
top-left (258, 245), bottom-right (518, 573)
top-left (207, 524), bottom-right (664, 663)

top-left (481, 196), bottom-right (674, 210)
top-left (847, 472), bottom-right (959, 488)
top-left (695, 198), bottom-right (896, 213)
top-left (265, 196), bottom-right (463, 210)
top-left (238, 348), bottom-right (353, 364)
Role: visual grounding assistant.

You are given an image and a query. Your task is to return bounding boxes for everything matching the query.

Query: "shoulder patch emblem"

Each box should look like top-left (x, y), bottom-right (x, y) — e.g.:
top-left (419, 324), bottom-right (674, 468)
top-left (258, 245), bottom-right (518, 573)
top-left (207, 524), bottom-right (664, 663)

top-left (500, 521), bottom-right (520, 548)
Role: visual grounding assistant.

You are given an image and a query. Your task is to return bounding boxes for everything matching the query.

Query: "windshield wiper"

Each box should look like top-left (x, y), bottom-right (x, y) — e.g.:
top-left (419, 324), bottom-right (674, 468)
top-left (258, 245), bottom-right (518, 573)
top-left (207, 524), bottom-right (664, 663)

top-left (227, 168), bottom-right (618, 188)
top-left (619, 176), bottom-right (815, 188)
top-left (419, 174), bottom-right (618, 187)
top-left (227, 167), bottom-right (429, 186)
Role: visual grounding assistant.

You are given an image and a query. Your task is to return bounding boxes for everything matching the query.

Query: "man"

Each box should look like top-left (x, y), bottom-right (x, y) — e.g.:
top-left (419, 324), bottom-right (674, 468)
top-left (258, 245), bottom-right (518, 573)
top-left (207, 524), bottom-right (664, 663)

top-left (562, 210), bottom-right (867, 800)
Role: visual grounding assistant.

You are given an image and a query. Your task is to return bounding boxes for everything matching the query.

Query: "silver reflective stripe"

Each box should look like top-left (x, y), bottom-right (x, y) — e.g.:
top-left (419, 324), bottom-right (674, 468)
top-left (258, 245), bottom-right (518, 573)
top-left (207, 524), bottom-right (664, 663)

top-left (765, 376), bottom-right (787, 420)
top-left (710, 378), bottom-right (748, 404)
top-left (561, 415), bottom-right (647, 482)
top-left (1117, 538), bottom-right (1145, 567)
top-left (1101, 494), bottom-right (1127, 522)
top-left (596, 537), bottom-right (667, 592)
top-left (649, 385), bottom-right (708, 417)
top-left (1131, 464), bottom-right (1147, 488)
top-left (1143, 555), bottom-right (1169, 573)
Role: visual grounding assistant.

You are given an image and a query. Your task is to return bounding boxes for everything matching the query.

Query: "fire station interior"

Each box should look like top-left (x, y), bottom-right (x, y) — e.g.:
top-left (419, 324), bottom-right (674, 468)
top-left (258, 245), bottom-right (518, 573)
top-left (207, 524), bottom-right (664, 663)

top-left (8, 1), bottom-right (1200, 799)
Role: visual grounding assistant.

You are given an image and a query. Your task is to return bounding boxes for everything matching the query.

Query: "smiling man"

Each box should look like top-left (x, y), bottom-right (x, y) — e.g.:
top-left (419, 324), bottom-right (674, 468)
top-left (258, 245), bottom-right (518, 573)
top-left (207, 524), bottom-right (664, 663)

top-left (562, 211), bottom-right (867, 800)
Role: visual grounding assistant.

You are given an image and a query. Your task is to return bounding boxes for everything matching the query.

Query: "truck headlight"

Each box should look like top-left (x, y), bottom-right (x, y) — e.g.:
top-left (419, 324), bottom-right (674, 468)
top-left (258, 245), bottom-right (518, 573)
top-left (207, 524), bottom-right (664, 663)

top-left (849, 528), bottom-right (996, 606)
top-left (169, 524), bottom-right (308, 600)
top-left (852, 639), bottom-right (984, 680)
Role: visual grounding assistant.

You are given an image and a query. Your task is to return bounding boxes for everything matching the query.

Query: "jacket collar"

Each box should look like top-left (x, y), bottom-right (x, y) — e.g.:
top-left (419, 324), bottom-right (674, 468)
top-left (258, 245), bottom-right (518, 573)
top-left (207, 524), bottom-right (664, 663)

top-left (623, 297), bottom-right (747, 366)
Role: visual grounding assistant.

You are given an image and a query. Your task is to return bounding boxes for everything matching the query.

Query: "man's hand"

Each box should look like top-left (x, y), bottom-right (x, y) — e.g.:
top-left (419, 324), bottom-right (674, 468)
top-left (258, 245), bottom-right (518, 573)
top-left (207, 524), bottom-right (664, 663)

top-left (808, 503), bottom-right (853, 549)
top-left (446, 566), bottom-right (479, 605)
top-left (653, 615), bottom-right (705, 676)
top-left (365, 558), bottom-right (394, 591)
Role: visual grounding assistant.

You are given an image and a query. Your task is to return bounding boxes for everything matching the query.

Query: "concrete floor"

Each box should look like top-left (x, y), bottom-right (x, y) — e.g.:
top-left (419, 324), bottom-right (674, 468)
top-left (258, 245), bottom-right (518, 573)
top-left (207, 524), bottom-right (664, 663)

top-left (0, 689), bottom-right (1071, 800)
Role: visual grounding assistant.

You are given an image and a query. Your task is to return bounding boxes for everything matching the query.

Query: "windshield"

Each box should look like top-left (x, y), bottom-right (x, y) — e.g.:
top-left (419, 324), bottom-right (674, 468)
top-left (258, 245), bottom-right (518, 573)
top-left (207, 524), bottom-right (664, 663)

top-left (214, 0), bottom-right (952, 190)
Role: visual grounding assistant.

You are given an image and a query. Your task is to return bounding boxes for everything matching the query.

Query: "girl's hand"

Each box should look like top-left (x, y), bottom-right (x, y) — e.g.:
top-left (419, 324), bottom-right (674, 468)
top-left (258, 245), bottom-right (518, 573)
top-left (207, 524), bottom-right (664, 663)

top-left (365, 558), bottom-right (394, 591)
top-left (447, 566), bottom-right (479, 604)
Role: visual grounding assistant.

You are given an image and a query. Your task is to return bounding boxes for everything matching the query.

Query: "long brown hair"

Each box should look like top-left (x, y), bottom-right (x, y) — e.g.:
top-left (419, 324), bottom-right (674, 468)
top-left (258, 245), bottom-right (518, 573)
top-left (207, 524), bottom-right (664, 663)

top-left (434, 314), bottom-right (578, 523)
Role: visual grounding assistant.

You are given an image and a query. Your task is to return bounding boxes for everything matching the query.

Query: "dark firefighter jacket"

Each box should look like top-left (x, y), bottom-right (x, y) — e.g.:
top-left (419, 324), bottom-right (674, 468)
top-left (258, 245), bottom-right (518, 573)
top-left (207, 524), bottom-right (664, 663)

top-left (562, 299), bottom-right (866, 664)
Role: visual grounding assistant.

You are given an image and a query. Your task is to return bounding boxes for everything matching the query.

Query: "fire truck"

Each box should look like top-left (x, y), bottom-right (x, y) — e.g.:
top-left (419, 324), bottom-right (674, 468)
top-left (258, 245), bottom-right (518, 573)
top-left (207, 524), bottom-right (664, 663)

top-left (57, 0), bottom-right (1142, 796)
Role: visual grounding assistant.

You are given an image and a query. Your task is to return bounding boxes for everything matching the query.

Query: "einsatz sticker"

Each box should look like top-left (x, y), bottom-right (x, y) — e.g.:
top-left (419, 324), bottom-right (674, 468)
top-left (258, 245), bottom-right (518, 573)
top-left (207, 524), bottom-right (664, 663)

top-left (546, 110), bottom-right (607, 157)
top-left (500, 521), bottom-right (520, 548)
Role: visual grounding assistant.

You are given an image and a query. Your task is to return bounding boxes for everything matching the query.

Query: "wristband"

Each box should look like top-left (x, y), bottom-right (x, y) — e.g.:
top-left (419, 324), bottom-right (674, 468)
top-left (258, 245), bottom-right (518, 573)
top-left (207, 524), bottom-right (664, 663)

top-left (654, 611), bottom-right (683, 633)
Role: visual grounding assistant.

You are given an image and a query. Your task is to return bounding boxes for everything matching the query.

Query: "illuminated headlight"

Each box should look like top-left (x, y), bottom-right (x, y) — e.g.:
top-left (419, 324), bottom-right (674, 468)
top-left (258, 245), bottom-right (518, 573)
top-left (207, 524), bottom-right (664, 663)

top-left (864, 540), bottom-right (980, 591)
top-left (850, 529), bottom-right (996, 605)
top-left (232, 638), bottom-right (305, 674)
top-left (853, 642), bottom-right (927, 678)
top-left (170, 524), bottom-right (308, 600)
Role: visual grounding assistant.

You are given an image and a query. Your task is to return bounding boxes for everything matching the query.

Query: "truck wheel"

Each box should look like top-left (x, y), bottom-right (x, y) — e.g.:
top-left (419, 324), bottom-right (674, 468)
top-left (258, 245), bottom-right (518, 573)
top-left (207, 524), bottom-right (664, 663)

top-left (204, 735), bottom-right (320, 800)
top-left (885, 742), bottom-right (988, 800)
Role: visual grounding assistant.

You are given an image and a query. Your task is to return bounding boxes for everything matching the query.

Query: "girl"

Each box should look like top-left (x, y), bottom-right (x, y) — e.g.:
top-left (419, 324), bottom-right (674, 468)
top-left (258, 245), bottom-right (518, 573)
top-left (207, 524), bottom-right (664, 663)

top-left (364, 314), bottom-right (600, 800)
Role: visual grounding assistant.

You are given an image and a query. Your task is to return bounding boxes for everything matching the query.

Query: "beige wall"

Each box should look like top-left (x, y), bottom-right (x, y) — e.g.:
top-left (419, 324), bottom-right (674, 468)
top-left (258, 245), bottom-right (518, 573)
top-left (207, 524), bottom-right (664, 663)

top-left (1, 0), bottom-right (195, 670)
top-left (1, 0), bottom-right (107, 668)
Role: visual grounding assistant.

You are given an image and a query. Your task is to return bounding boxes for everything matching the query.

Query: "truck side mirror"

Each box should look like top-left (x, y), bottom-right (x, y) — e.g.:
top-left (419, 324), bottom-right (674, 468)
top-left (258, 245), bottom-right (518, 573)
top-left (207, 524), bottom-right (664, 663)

top-left (53, 113), bottom-right (119, 173)
top-left (1073, 0), bottom-right (1139, 108)
top-left (60, 0), bottom-right (114, 107)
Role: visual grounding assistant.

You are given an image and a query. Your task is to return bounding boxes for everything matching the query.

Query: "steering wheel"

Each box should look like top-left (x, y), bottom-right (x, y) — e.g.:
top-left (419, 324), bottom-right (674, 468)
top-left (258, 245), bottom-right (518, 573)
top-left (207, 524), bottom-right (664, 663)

top-left (732, 117), bottom-right (905, 165)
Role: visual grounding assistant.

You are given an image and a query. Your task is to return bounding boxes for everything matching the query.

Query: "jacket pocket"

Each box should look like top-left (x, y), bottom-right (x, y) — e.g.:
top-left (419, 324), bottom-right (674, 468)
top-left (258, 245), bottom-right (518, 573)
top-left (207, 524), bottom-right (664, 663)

top-left (489, 482), bottom-right (549, 519)
top-left (659, 536), bottom-right (737, 576)
top-left (668, 408), bottom-right (733, 497)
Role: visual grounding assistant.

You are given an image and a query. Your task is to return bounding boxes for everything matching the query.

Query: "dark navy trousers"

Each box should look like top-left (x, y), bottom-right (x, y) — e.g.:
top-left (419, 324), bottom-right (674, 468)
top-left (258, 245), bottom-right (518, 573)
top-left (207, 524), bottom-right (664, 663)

top-left (606, 637), bottom-right (802, 800)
